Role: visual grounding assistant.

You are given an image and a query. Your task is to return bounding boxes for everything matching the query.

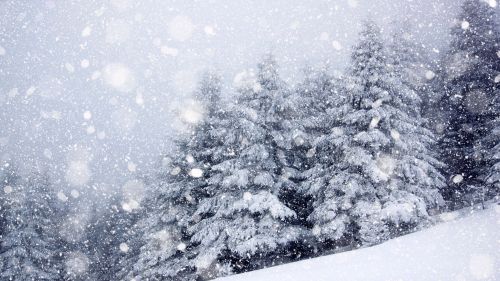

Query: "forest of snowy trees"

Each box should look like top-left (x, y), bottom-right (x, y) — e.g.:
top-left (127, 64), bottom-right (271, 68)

top-left (0, 0), bottom-right (499, 280)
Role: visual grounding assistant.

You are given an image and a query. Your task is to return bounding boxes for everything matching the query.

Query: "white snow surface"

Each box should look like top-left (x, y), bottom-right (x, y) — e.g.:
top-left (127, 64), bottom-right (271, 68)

top-left (217, 206), bottom-right (500, 281)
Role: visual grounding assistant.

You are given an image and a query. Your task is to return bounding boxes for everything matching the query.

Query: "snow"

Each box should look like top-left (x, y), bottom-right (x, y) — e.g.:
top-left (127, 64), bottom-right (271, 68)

top-left (65, 252), bottom-right (89, 276)
top-left (86, 125), bottom-right (96, 135)
top-left (487, 0), bottom-right (497, 8)
top-left (65, 63), bottom-right (75, 73)
top-left (102, 63), bottom-right (136, 92)
top-left (189, 168), bottom-right (204, 178)
top-left (243, 191), bottom-right (253, 201)
top-left (105, 18), bottom-right (131, 44)
top-left (81, 26), bottom-right (92, 37)
top-left (389, 129), bottom-right (400, 141)
top-left (180, 100), bottom-right (205, 125)
top-left (453, 174), bottom-right (464, 184)
top-left (26, 86), bottom-right (36, 96)
top-left (170, 166), bottom-right (181, 175)
top-left (217, 206), bottom-right (500, 281)
top-left (369, 116), bottom-right (380, 129)
top-left (0, 45), bottom-right (6, 56)
top-left (3, 185), bottom-right (13, 194)
top-left (110, 0), bottom-right (132, 11)
top-left (425, 70), bottom-right (436, 80)
top-left (461, 20), bottom-right (470, 30)
top-left (347, 0), bottom-right (359, 8)
top-left (119, 243), bottom-right (129, 253)
top-left (83, 111), bottom-right (92, 120)
top-left (70, 189), bottom-right (80, 198)
top-left (177, 242), bottom-right (187, 252)
top-left (65, 161), bottom-right (91, 186)
top-left (57, 191), bottom-right (69, 202)
top-left (97, 130), bottom-right (106, 139)
top-left (204, 25), bottom-right (216, 36)
top-left (43, 148), bottom-right (53, 159)
top-left (168, 15), bottom-right (195, 42)
top-left (160, 45), bottom-right (179, 56)
top-left (111, 107), bottom-right (138, 131)
top-left (331, 40), bottom-right (343, 51)
top-left (122, 179), bottom-right (145, 206)
top-left (127, 161), bottom-right (137, 172)
top-left (81, 59), bottom-right (90, 68)
top-left (186, 154), bottom-right (195, 163)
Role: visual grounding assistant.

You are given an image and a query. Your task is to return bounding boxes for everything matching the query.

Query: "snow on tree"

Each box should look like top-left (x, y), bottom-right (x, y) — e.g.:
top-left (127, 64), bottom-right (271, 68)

top-left (387, 21), bottom-right (437, 117)
top-left (483, 115), bottom-right (500, 204)
top-left (187, 57), bottom-right (303, 278)
top-left (302, 21), bottom-right (444, 247)
top-left (0, 169), bottom-right (62, 281)
top-left (291, 67), bottom-right (346, 172)
top-left (289, 67), bottom-right (348, 230)
top-left (437, 0), bottom-right (500, 206)
top-left (84, 196), bottom-right (140, 281)
top-left (129, 73), bottom-right (226, 280)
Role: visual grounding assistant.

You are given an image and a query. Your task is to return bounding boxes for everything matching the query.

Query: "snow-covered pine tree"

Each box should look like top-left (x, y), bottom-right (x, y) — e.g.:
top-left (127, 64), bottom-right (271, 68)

top-left (259, 54), bottom-right (313, 261)
top-left (484, 115), bottom-right (500, 202)
top-left (303, 20), bottom-right (444, 247)
top-left (86, 196), bottom-right (140, 281)
top-left (387, 22), bottom-right (437, 117)
top-left (0, 170), bottom-right (62, 281)
top-left (129, 73), bottom-right (226, 280)
top-left (291, 67), bottom-right (349, 239)
top-left (437, 0), bottom-right (500, 206)
top-left (0, 163), bottom-right (20, 242)
top-left (291, 68), bottom-right (346, 174)
top-left (188, 57), bottom-right (303, 278)
top-left (111, 204), bottom-right (143, 281)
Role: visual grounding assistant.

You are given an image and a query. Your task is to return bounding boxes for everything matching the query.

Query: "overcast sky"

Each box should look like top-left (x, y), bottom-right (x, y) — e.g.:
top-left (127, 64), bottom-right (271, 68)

top-left (0, 0), bottom-right (466, 197)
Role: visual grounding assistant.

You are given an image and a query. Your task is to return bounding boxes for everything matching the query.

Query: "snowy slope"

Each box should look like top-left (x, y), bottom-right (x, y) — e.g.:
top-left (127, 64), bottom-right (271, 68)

top-left (217, 206), bottom-right (500, 281)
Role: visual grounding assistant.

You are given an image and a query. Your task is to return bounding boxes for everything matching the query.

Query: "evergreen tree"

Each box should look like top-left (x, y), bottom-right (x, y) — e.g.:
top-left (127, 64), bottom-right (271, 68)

top-left (302, 21), bottom-right (444, 248)
top-left (0, 163), bottom-right (20, 242)
top-left (484, 116), bottom-right (500, 201)
top-left (387, 22), bottom-right (436, 116)
top-left (109, 201), bottom-right (142, 281)
top-left (86, 197), bottom-right (139, 281)
top-left (289, 67), bottom-right (348, 235)
top-left (0, 170), bottom-right (62, 280)
top-left (437, 0), bottom-right (500, 206)
top-left (187, 58), bottom-right (303, 278)
top-left (129, 73), bottom-right (226, 280)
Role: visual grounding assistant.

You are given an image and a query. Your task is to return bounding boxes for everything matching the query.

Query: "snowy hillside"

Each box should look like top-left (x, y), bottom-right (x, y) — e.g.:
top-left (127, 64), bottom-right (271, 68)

top-left (217, 205), bottom-right (500, 281)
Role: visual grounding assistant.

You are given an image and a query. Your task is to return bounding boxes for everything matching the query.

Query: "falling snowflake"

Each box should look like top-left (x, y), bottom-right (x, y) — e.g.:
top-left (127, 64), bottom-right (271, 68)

top-left (188, 168), bottom-right (203, 178)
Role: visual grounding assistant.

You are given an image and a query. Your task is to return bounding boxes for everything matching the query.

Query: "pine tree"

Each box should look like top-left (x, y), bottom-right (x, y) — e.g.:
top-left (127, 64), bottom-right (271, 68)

top-left (86, 197), bottom-right (140, 281)
top-left (484, 116), bottom-right (500, 201)
top-left (437, 0), bottom-right (500, 206)
top-left (0, 170), bottom-right (62, 281)
top-left (303, 21), bottom-right (444, 247)
top-left (387, 22), bottom-right (436, 116)
top-left (287, 67), bottom-right (349, 243)
top-left (0, 163), bottom-right (20, 242)
top-left (129, 73), bottom-right (226, 280)
top-left (107, 200), bottom-right (142, 281)
top-left (187, 57), bottom-right (303, 278)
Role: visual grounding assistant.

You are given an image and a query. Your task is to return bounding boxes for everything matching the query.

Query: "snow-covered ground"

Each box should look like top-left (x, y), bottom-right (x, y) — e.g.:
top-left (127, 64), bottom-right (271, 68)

top-left (217, 205), bottom-right (500, 281)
